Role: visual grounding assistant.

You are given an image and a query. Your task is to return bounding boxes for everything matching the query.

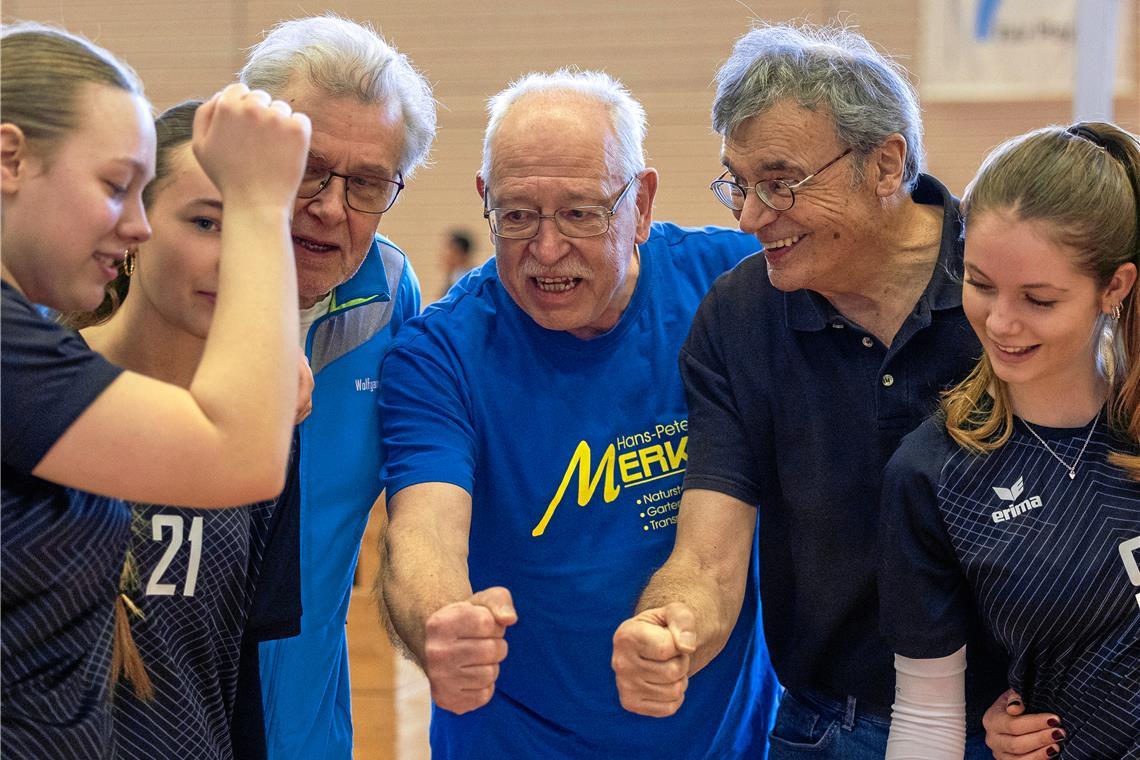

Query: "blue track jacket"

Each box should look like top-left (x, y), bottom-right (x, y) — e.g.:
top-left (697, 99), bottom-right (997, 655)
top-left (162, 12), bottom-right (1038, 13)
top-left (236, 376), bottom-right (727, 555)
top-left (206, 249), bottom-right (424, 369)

top-left (258, 234), bottom-right (420, 759)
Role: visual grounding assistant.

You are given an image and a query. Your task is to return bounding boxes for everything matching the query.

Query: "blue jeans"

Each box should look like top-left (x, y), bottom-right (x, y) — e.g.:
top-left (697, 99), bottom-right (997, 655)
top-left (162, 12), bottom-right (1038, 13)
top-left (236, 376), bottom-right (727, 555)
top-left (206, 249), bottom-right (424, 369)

top-left (767, 690), bottom-right (992, 760)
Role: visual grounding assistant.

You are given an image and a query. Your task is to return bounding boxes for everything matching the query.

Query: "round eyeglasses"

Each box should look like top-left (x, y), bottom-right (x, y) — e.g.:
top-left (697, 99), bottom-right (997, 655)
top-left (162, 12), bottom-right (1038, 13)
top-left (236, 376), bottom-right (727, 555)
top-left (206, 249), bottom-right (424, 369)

top-left (483, 176), bottom-right (639, 239)
top-left (709, 148), bottom-right (853, 213)
top-left (297, 167), bottom-right (405, 214)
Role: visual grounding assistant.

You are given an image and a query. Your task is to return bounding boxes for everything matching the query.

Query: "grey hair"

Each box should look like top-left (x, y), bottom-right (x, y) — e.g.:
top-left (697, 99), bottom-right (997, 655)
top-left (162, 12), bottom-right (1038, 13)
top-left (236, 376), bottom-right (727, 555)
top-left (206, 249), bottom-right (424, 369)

top-left (480, 68), bottom-right (647, 190)
top-left (713, 22), bottom-right (924, 191)
top-left (240, 13), bottom-right (436, 178)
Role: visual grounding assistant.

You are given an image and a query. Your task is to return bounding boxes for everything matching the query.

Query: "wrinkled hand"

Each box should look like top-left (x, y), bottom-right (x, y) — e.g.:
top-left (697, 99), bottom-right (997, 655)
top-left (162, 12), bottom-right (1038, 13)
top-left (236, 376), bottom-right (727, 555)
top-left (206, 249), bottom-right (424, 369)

top-left (192, 83), bottom-right (310, 210)
top-left (983, 689), bottom-right (1065, 759)
top-left (294, 350), bottom-right (314, 425)
top-left (424, 586), bottom-right (517, 715)
top-left (612, 603), bottom-right (696, 718)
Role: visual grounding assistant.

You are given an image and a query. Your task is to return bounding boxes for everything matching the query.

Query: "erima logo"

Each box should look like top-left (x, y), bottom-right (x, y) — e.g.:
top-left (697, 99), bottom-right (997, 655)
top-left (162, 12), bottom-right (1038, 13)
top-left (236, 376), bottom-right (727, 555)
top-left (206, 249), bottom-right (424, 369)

top-left (991, 476), bottom-right (1043, 523)
top-left (354, 377), bottom-right (379, 392)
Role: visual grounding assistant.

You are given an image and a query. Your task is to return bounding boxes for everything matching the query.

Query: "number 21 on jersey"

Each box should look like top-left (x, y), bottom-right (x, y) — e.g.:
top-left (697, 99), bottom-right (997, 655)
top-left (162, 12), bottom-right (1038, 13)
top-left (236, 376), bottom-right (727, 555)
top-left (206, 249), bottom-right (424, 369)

top-left (146, 515), bottom-right (203, 597)
top-left (1121, 535), bottom-right (1140, 612)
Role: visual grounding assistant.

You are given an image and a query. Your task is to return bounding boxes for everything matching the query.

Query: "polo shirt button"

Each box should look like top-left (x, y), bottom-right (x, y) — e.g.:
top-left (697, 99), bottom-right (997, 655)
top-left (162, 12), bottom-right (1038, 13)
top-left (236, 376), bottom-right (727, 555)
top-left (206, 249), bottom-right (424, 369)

top-left (862, 336), bottom-right (873, 348)
top-left (882, 374), bottom-right (895, 387)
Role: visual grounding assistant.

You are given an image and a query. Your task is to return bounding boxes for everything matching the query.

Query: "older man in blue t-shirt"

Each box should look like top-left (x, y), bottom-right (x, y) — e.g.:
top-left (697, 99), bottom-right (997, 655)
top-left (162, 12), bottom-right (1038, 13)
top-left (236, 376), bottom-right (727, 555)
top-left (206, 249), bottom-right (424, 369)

top-left (378, 70), bottom-right (780, 759)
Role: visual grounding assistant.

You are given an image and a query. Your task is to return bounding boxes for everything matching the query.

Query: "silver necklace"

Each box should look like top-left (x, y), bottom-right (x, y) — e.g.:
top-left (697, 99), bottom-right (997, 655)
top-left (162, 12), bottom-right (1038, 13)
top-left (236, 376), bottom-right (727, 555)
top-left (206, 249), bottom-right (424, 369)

top-left (1021, 414), bottom-right (1098, 480)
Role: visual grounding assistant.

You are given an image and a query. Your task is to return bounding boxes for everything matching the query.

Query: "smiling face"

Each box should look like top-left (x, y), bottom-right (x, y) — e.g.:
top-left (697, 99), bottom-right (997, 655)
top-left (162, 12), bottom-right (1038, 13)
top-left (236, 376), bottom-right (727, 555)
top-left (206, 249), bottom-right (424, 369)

top-left (131, 145), bottom-right (224, 339)
top-left (283, 79), bottom-right (406, 308)
top-left (720, 100), bottom-right (878, 295)
top-left (963, 211), bottom-right (1127, 408)
top-left (1, 84), bottom-right (155, 311)
top-left (479, 95), bottom-right (655, 339)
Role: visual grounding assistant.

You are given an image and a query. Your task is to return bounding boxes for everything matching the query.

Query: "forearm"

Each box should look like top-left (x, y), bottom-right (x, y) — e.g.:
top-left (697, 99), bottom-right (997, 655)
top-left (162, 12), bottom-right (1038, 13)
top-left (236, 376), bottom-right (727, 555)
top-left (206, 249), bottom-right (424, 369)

top-left (189, 204), bottom-right (297, 476)
top-left (886, 648), bottom-right (967, 760)
top-left (376, 480), bottom-right (480, 675)
top-left (383, 553), bottom-right (471, 665)
top-left (636, 490), bottom-right (753, 674)
top-left (637, 548), bottom-right (744, 673)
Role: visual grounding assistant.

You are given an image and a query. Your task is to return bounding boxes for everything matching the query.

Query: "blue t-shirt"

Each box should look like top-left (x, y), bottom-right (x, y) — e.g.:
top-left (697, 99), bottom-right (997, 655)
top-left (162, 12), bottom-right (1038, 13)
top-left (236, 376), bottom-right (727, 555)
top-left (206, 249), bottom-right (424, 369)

top-left (1, 283), bottom-right (130, 759)
top-left (880, 414), bottom-right (1140, 759)
top-left (381, 222), bottom-right (781, 759)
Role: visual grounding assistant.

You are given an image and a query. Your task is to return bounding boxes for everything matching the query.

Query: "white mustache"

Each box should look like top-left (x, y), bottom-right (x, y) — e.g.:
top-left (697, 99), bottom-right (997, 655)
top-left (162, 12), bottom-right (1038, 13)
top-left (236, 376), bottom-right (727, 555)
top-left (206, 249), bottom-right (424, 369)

top-left (518, 262), bottom-right (590, 280)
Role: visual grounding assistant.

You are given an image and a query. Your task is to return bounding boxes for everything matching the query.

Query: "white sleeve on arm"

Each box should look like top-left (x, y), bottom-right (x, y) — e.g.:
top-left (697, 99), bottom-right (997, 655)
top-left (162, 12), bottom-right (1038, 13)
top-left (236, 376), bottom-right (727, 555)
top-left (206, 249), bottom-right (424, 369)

top-left (885, 645), bottom-right (967, 760)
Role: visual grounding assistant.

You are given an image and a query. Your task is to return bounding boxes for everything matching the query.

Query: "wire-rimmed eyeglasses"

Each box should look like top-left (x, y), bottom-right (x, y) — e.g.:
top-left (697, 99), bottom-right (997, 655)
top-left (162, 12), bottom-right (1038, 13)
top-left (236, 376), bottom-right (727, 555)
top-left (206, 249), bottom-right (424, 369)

top-left (483, 175), bottom-right (639, 239)
top-left (297, 167), bottom-right (405, 215)
top-left (709, 148), bottom-right (853, 213)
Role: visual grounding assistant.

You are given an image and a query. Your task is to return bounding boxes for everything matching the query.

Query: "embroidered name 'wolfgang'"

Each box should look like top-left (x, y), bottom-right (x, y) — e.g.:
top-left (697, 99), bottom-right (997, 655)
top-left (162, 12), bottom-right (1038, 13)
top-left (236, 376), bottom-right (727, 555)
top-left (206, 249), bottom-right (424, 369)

top-left (354, 377), bottom-right (379, 392)
top-left (990, 476), bottom-right (1043, 523)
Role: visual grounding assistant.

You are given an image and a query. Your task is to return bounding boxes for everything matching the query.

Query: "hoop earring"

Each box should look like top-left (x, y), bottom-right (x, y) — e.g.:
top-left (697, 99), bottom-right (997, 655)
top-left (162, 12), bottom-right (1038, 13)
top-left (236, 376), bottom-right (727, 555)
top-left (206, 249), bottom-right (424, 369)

top-left (1111, 302), bottom-right (1123, 321)
top-left (123, 249), bottom-right (136, 277)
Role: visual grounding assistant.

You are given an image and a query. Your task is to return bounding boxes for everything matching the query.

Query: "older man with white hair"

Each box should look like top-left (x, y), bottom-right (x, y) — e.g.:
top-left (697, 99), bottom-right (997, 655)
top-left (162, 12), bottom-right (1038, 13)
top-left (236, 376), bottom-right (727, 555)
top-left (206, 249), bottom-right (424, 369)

top-left (229, 15), bottom-right (434, 760)
top-left (379, 69), bottom-right (780, 758)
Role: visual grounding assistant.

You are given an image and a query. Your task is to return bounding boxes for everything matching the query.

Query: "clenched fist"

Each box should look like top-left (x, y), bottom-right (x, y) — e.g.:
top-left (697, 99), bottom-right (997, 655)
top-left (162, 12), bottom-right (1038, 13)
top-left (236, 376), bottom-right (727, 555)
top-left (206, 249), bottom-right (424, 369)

top-left (424, 586), bottom-right (517, 715)
top-left (192, 82), bottom-right (310, 211)
top-left (612, 602), bottom-right (696, 718)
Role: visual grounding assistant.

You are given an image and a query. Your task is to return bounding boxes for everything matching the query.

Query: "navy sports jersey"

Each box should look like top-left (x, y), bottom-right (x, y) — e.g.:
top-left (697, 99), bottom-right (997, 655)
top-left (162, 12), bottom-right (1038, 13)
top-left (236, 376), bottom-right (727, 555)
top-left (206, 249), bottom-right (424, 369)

top-left (1, 282), bottom-right (130, 759)
top-left (881, 414), bottom-right (1140, 759)
top-left (111, 502), bottom-right (255, 759)
top-left (381, 222), bottom-right (781, 759)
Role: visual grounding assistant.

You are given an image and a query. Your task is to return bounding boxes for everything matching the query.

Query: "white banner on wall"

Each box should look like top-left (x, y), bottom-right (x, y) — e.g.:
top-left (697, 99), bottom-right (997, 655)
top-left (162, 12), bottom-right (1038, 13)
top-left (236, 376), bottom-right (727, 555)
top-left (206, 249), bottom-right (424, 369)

top-left (919, 0), bottom-right (1136, 101)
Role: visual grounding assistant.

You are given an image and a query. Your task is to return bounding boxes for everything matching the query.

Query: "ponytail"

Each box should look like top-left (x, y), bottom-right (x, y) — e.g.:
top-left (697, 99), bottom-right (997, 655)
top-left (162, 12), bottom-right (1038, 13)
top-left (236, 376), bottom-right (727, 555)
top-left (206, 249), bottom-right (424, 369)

top-left (1089, 124), bottom-right (1140, 478)
top-left (109, 551), bottom-right (154, 700)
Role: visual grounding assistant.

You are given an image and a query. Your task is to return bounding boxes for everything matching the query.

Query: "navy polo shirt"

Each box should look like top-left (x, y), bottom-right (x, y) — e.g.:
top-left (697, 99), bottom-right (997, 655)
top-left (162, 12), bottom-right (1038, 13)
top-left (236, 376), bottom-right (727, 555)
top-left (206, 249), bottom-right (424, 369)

top-left (681, 174), bottom-right (1007, 719)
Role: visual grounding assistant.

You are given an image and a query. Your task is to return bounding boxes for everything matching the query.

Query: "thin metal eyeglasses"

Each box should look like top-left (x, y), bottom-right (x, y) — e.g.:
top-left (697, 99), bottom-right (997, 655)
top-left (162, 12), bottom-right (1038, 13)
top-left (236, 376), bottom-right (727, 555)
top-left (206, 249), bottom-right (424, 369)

top-left (483, 175), bottom-right (639, 239)
top-left (298, 167), bottom-right (405, 214)
top-left (709, 148), bottom-right (853, 212)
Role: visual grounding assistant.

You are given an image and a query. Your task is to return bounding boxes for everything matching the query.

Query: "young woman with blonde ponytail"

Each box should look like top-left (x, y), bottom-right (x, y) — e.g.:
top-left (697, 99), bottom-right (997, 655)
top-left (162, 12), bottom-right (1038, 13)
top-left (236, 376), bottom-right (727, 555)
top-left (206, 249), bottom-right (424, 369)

top-left (880, 121), bottom-right (1140, 760)
top-left (1, 24), bottom-right (309, 758)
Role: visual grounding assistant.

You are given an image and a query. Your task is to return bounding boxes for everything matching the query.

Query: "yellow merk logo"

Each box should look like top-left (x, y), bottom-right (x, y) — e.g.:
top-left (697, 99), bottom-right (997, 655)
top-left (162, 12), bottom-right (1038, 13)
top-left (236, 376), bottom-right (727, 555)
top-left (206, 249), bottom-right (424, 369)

top-left (531, 437), bottom-right (687, 537)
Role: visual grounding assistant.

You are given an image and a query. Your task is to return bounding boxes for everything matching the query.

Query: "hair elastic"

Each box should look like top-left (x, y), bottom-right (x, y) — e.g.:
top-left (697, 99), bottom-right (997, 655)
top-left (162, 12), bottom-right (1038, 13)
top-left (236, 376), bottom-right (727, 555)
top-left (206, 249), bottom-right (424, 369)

top-left (1067, 124), bottom-right (1108, 150)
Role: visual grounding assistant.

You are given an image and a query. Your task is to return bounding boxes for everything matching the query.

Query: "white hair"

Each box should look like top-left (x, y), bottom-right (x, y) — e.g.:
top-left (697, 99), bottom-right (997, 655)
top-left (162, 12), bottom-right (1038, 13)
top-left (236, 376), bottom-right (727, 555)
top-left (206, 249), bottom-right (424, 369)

top-left (240, 13), bottom-right (436, 177)
top-left (480, 68), bottom-right (647, 188)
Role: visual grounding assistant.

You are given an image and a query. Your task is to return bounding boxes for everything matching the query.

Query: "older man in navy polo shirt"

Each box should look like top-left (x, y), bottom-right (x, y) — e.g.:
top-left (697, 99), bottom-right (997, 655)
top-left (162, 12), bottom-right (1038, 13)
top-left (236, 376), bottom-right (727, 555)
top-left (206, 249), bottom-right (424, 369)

top-left (611, 23), bottom-right (1055, 760)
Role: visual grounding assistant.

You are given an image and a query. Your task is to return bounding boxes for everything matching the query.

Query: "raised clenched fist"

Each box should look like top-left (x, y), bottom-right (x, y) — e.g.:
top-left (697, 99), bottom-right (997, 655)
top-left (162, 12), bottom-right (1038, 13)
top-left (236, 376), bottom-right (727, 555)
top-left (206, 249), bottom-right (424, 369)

top-left (612, 602), bottom-right (697, 718)
top-left (423, 586), bottom-right (517, 715)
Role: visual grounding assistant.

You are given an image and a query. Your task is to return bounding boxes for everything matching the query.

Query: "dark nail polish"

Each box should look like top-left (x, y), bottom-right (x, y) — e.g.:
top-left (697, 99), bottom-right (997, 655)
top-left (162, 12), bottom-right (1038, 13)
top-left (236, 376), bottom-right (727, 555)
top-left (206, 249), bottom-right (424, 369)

top-left (1046, 749), bottom-right (1057, 758)
top-left (1007, 699), bottom-right (1023, 707)
top-left (1052, 730), bottom-right (1065, 741)
top-left (1047, 718), bottom-right (1060, 728)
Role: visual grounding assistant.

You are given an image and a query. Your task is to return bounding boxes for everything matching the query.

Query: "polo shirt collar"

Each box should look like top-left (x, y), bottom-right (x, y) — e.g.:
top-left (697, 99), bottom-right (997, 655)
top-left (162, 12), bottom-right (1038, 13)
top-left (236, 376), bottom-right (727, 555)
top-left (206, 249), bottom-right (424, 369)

top-left (784, 173), bottom-right (963, 332)
top-left (329, 234), bottom-right (392, 311)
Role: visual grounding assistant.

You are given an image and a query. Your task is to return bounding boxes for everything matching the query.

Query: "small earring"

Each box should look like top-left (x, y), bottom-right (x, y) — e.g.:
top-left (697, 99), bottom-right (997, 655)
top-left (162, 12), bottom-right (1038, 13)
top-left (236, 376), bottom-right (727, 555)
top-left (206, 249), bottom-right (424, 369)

top-left (122, 248), bottom-right (136, 277)
top-left (1111, 302), bottom-right (1123, 321)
